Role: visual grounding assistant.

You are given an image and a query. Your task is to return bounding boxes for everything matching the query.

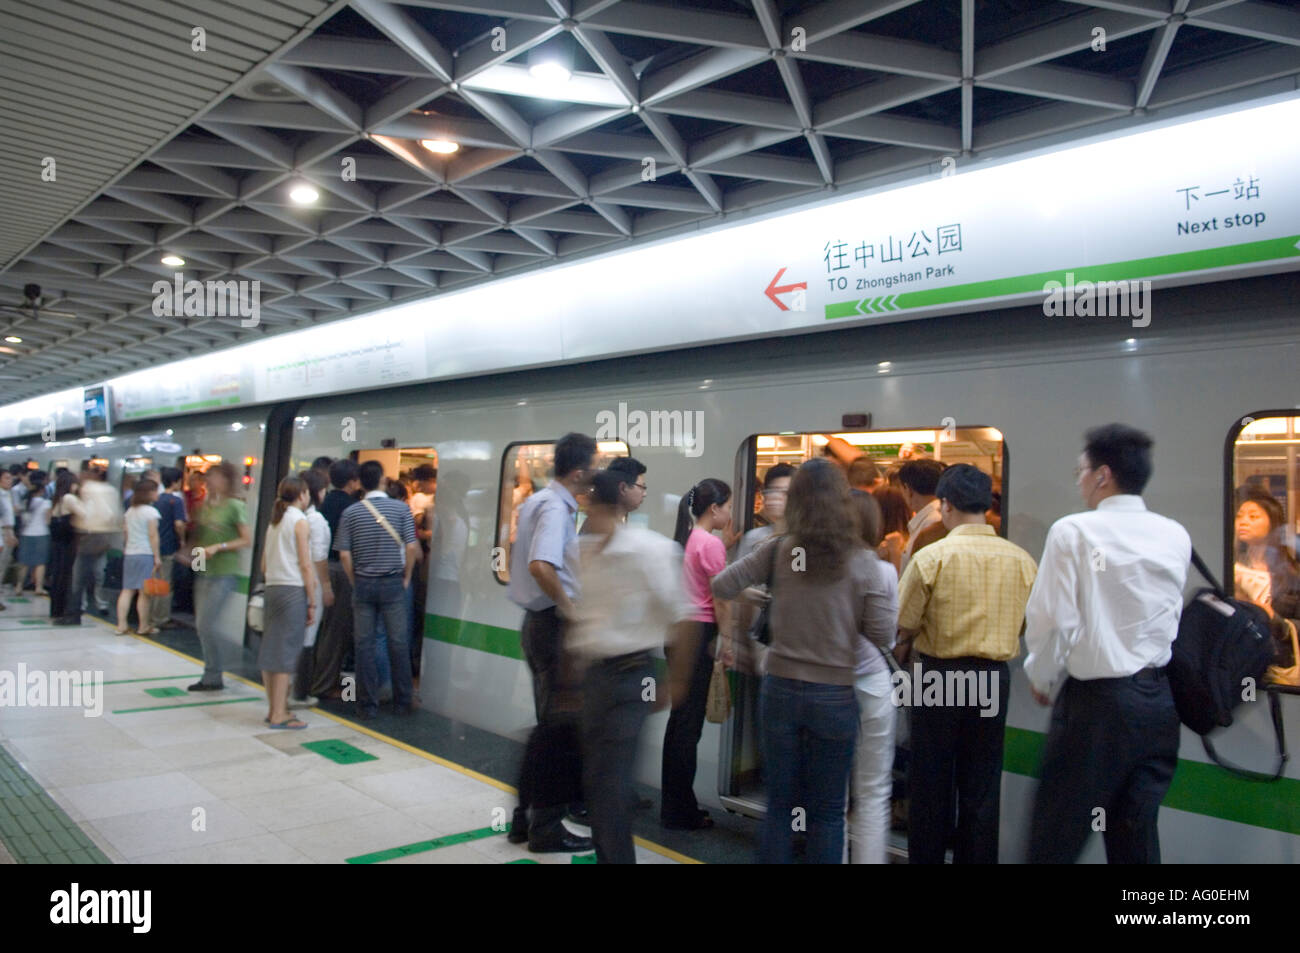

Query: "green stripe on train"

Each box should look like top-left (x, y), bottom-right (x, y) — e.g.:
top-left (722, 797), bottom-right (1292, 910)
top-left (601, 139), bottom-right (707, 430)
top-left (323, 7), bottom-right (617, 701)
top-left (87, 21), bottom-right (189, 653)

top-left (426, 613), bottom-right (1300, 837)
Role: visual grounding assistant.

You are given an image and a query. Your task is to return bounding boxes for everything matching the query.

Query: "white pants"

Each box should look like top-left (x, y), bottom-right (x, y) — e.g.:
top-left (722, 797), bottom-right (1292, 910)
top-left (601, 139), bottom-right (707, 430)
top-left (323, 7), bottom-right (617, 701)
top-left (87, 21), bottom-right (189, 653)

top-left (847, 668), bottom-right (896, 864)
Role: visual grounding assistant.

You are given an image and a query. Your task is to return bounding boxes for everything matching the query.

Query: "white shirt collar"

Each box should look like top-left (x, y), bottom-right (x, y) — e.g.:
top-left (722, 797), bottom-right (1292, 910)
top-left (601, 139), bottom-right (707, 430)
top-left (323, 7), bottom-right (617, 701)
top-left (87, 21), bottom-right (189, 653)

top-left (1096, 494), bottom-right (1147, 512)
top-left (364, 490), bottom-right (389, 500)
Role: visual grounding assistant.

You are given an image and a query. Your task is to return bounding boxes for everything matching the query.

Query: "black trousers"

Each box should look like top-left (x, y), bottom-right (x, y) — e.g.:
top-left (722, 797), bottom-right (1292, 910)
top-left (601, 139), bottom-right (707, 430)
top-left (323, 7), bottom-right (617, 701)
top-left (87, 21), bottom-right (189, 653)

top-left (1027, 669), bottom-right (1180, 864)
top-left (582, 651), bottom-right (655, 864)
top-left (660, 620), bottom-right (716, 823)
top-left (517, 607), bottom-right (583, 831)
top-left (309, 564), bottom-right (352, 698)
top-left (48, 532), bottom-right (78, 619)
top-left (907, 655), bottom-right (1010, 864)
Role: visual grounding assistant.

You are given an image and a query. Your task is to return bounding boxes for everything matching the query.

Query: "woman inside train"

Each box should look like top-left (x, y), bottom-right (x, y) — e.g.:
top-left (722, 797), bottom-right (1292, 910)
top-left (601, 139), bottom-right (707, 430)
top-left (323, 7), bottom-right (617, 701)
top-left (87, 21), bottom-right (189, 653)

top-left (1234, 491), bottom-right (1300, 680)
top-left (872, 485), bottom-right (910, 575)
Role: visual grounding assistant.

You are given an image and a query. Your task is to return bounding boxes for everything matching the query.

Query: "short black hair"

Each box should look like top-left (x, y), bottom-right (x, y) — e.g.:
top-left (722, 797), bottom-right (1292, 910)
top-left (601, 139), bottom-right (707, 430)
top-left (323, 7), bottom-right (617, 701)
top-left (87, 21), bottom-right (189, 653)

top-left (311, 455), bottom-right (334, 470)
top-left (328, 458), bottom-right (359, 489)
top-left (590, 468), bottom-right (625, 506)
top-left (358, 460), bottom-right (385, 492)
top-left (554, 432), bottom-right (597, 478)
top-left (1084, 423), bottom-right (1153, 494)
top-left (898, 459), bottom-right (945, 496)
top-left (935, 463), bottom-right (992, 513)
top-left (764, 463), bottom-right (796, 488)
top-left (160, 466), bottom-right (183, 488)
top-left (413, 464), bottom-right (437, 482)
top-left (607, 456), bottom-right (645, 479)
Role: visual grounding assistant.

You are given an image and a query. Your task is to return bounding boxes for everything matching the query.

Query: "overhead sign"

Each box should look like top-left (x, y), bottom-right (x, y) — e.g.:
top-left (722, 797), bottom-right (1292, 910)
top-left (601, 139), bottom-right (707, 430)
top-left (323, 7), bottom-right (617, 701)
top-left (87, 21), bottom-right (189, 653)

top-left (0, 94), bottom-right (1297, 440)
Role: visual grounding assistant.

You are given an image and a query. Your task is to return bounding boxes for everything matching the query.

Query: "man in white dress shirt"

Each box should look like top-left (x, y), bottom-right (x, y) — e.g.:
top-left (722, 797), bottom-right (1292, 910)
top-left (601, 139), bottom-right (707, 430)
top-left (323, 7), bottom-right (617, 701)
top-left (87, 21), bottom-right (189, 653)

top-left (898, 459), bottom-right (945, 573)
top-left (1023, 424), bottom-right (1190, 864)
top-left (569, 469), bottom-right (696, 863)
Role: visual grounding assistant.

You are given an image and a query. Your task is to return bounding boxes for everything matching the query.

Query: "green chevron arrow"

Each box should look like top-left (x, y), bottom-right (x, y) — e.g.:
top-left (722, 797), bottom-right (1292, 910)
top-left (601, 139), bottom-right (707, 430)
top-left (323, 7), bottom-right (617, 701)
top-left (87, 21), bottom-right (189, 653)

top-left (825, 234), bottom-right (1300, 320)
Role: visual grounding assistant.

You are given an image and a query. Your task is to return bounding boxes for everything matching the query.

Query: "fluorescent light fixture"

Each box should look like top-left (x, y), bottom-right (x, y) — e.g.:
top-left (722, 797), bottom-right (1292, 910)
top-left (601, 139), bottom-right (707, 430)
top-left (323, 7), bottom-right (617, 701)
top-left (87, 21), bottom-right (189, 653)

top-left (756, 436), bottom-right (776, 450)
top-left (289, 184), bottom-right (320, 204)
top-left (877, 361), bottom-right (892, 370)
top-left (529, 60), bottom-right (571, 84)
top-left (834, 430), bottom-right (938, 445)
top-left (597, 441), bottom-right (626, 454)
top-left (461, 64), bottom-right (629, 107)
top-left (421, 139), bottom-right (460, 155)
top-left (161, 255), bottom-right (185, 267)
top-left (4, 336), bottom-right (21, 344)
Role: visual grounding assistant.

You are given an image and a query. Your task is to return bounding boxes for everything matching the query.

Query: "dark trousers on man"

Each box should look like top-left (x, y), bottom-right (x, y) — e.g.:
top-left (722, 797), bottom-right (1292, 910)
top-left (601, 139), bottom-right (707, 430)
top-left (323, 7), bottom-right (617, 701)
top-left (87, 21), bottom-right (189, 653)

top-left (908, 654), bottom-right (1010, 864)
top-left (517, 606), bottom-right (583, 837)
top-left (660, 620), bottom-right (715, 824)
top-left (351, 573), bottom-right (412, 716)
top-left (581, 651), bottom-right (655, 864)
top-left (67, 532), bottom-right (113, 620)
top-left (310, 563), bottom-right (352, 698)
top-left (1027, 668), bottom-right (1180, 864)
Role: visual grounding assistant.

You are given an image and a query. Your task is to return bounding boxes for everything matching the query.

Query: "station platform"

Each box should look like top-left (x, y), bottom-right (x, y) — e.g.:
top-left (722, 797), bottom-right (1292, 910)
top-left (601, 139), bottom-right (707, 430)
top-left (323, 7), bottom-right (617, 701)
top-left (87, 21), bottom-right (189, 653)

top-left (0, 595), bottom-right (749, 865)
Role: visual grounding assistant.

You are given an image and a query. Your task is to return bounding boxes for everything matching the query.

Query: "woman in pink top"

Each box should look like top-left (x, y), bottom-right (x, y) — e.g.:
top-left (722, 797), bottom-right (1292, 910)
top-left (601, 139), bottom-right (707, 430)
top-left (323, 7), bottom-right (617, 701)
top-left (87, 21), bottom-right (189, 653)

top-left (660, 478), bottom-right (732, 830)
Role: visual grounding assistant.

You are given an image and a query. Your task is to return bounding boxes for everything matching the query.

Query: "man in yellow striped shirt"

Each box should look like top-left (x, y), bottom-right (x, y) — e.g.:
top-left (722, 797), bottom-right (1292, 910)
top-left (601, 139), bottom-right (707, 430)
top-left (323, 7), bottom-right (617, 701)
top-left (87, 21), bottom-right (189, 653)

top-left (896, 464), bottom-right (1037, 864)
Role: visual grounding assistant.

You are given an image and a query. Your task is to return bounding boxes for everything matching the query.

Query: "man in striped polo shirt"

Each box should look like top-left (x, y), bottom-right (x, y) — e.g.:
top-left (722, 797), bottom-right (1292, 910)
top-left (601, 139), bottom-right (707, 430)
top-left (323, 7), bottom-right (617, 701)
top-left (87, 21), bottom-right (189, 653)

top-left (335, 461), bottom-right (420, 719)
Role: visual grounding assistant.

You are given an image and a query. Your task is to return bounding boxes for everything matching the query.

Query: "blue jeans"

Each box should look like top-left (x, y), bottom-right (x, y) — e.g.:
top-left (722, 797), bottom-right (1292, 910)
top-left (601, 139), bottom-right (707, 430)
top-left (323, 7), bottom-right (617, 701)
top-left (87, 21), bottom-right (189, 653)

top-left (352, 574), bottom-right (412, 714)
top-left (759, 674), bottom-right (859, 864)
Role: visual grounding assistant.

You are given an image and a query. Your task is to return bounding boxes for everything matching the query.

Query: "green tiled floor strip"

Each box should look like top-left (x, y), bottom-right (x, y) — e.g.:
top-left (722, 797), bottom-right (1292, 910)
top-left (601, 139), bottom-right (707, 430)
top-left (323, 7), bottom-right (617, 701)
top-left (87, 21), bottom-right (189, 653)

top-left (0, 744), bottom-right (110, 864)
top-left (302, 739), bottom-right (378, 765)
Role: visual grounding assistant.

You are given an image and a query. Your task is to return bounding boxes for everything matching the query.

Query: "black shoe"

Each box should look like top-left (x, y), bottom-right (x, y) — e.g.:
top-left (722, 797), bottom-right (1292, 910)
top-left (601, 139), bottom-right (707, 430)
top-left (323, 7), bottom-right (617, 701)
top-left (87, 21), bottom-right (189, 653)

top-left (355, 708), bottom-right (379, 721)
top-left (567, 805), bottom-right (590, 825)
top-left (51, 615), bottom-right (81, 626)
top-left (506, 808), bottom-right (529, 844)
top-left (393, 703), bottom-right (416, 715)
top-left (187, 681), bottom-right (224, 692)
top-left (528, 829), bottom-right (593, 854)
top-left (661, 810), bottom-right (713, 831)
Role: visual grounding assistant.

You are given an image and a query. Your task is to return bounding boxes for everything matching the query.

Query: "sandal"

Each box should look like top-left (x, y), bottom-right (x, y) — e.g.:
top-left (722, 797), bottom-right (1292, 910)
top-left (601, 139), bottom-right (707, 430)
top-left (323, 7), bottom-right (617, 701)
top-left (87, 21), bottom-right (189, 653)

top-left (136, 627), bottom-right (159, 636)
top-left (267, 717), bottom-right (308, 730)
top-left (113, 626), bottom-right (129, 635)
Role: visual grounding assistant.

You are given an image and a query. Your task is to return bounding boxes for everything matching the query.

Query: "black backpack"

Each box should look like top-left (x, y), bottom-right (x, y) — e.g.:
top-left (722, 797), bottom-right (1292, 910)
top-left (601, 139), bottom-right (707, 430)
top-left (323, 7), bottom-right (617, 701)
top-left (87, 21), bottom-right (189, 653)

top-left (1168, 549), bottom-right (1288, 780)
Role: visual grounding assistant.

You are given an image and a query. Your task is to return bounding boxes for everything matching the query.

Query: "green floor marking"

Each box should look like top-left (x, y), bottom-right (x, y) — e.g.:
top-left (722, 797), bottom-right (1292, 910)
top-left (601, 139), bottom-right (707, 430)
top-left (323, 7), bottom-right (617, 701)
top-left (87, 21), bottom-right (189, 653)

top-left (302, 739), bottom-right (379, 764)
top-left (144, 686), bottom-right (188, 698)
top-left (571, 852), bottom-right (597, 864)
top-left (101, 675), bottom-right (196, 686)
top-left (346, 825), bottom-right (507, 864)
top-left (507, 859), bottom-right (539, 864)
top-left (18, 618), bottom-right (45, 625)
top-left (8, 597), bottom-right (31, 603)
top-left (0, 744), bottom-right (110, 864)
top-left (112, 697), bottom-right (261, 714)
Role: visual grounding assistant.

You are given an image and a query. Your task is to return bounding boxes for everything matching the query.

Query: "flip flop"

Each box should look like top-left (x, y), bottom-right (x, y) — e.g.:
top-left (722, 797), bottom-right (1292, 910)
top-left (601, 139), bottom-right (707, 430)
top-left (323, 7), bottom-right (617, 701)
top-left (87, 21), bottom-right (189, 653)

top-left (135, 627), bottom-right (159, 636)
top-left (267, 718), bottom-right (308, 730)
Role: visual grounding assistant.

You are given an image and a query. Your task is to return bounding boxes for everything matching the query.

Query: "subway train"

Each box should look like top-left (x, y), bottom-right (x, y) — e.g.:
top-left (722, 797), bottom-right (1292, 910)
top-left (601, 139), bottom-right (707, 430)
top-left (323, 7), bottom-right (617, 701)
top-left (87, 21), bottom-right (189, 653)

top-left (4, 270), bottom-right (1298, 863)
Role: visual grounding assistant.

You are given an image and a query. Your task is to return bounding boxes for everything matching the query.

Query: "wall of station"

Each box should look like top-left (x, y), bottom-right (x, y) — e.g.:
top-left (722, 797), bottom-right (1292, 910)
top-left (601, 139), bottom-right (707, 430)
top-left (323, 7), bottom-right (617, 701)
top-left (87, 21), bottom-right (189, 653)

top-left (3, 94), bottom-right (1297, 443)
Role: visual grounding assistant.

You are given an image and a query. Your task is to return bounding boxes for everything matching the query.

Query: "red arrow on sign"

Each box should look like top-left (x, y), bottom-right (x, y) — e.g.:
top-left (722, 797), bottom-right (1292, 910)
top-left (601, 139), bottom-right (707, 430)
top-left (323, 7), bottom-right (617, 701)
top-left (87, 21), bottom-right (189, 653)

top-left (764, 267), bottom-right (806, 311)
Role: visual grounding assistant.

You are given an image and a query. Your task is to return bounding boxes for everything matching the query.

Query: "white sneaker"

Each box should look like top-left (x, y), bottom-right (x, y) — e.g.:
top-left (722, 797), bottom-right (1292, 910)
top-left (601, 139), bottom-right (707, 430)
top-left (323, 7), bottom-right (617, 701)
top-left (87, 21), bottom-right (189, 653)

top-left (287, 695), bottom-right (318, 710)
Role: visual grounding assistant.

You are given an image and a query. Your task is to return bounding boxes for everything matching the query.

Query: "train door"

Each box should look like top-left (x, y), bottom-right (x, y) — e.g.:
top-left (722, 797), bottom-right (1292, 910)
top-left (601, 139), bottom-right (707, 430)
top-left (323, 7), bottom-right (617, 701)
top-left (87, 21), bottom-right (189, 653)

top-left (718, 426), bottom-right (1007, 861)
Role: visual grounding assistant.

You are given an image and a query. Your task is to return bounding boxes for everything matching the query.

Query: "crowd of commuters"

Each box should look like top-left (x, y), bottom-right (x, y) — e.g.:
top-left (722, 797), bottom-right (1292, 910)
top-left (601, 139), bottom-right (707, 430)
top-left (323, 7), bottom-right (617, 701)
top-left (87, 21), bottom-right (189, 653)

top-left (7, 419), bottom-right (1284, 864)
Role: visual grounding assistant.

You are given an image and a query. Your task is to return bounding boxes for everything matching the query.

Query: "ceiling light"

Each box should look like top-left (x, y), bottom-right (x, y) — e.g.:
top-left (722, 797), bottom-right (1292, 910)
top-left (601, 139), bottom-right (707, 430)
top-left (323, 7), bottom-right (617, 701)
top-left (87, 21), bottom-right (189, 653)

top-left (161, 255), bottom-right (185, 267)
top-left (4, 336), bottom-right (20, 344)
top-left (527, 35), bottom-right (575, 86)
top-left (289, 184), bottom-right (319, 205)
top-left (421, 139), bottom-right (460, 155)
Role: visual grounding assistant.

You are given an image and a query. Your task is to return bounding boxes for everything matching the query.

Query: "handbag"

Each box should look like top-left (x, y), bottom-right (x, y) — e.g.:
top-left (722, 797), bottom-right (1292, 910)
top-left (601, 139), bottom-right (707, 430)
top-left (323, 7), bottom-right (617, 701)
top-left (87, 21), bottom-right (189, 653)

top-left (246, 584), bottom-right (265, 633)
top-left (143, 573), bottom-right (170, 597)
top-left (705, 657), bottom-right (731, 723)
top-left (1266, 618), bottom-right (1300, 687)
top-left (753, 535), bottom-right (782, 646)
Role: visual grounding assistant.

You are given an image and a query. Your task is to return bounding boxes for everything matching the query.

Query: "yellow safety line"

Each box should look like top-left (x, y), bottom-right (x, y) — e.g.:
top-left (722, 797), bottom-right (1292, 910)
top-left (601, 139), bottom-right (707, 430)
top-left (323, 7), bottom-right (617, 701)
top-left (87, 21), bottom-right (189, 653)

top-left (88, 614), bottom-right (701, 864)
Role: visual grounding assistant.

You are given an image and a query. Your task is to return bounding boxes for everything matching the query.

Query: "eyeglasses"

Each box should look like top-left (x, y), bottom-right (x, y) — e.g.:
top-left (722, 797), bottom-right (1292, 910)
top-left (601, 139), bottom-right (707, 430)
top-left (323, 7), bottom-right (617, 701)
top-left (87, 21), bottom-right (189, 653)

top-left (633, 482), bottom-right (647, 491)
top-left (1073, 464), bottom-right (1092, 479)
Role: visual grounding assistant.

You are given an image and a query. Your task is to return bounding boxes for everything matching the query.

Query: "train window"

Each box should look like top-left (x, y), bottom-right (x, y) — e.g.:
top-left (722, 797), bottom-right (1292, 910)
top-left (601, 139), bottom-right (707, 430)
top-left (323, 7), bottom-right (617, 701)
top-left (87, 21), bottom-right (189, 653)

top-left (1229, 415), bottom-right (1300, 632)
top-left (493, 439), bottom-right (627, 585)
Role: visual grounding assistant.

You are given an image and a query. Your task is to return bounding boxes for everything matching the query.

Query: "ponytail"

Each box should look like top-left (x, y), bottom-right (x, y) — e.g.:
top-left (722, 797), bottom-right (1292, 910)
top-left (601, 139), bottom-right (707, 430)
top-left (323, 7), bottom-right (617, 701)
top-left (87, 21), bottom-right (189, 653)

top-left (672, 478), bottom-right (732, 548)
top-left (271, 477), bottom-right (305, 526)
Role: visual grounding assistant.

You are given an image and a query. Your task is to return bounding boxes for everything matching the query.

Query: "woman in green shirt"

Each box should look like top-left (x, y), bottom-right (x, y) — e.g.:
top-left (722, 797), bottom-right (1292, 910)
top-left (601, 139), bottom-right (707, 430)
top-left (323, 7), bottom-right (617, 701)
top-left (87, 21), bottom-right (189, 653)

top-left (189, 461), bottom-right (252, 691)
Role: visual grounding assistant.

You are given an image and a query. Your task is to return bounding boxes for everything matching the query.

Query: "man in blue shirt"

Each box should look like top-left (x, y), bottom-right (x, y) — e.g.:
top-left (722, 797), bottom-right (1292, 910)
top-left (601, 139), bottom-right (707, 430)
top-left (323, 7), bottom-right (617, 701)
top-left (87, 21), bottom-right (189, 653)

top-left (507, 432), bottom-right (596, 853)
top-left (148, 467), bottom-right (188, 629)
top-left (335, 461), bottom-right (419, 719)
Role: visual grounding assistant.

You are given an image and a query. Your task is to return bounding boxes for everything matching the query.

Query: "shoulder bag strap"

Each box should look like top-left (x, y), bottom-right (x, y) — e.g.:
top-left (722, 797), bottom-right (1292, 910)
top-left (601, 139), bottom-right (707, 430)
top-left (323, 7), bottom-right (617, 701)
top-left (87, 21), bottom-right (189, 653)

top-left (1202, 689), bottom-right (1288, 782)
top-left (361, 499), bottom-right (404, 549)
top-left (1190, 547), bottom-right (1227, 597)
